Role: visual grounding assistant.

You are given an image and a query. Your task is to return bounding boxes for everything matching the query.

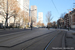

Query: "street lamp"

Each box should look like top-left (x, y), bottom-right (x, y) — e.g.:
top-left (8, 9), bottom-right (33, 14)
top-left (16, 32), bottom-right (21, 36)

top-left (67, 10), bottom-right (71, 31)
top-left (5, 0), bottom-right (8, 29)
top-left (29, 9), bottom-right (37, 30)
top-left (68, 13), bottom-right (70, 31)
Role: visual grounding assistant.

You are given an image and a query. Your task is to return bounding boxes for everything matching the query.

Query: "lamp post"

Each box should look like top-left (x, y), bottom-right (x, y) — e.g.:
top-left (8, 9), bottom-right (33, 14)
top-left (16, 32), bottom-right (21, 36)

top-left (67, 9), bottom-right (71, 31)
top-left (30, 10), bottom-right (33, 30)
top-left (68, 13), bottom-right (70, 31)
top-left (29, 9), bottom-right (36, 30)
top-left (5, 0), bottom-right (8, 29)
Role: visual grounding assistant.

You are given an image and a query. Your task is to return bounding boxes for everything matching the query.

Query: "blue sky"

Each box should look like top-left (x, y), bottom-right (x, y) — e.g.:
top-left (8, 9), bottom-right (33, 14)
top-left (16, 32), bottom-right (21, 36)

top-left (29, 0), bottom-right (74, 25)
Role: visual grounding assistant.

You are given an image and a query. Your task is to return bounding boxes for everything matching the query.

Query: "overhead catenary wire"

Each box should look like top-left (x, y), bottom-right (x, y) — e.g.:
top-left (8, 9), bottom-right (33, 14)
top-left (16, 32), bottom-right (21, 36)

top-left (73, 0), bottom-right (75, 8)
top-left (51, 0), bottom-right (59, 14)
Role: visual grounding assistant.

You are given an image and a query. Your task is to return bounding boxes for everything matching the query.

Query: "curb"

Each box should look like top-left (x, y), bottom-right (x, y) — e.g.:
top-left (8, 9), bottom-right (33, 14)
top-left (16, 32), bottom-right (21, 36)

top-left (62, 32), bottom-right (66, 50)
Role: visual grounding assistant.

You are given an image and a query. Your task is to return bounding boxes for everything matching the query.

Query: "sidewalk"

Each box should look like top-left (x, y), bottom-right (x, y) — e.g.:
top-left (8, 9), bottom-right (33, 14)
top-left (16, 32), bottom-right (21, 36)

top-left (65, 30), bottom-right (75, 50)
top-left (0, 28), bottom-right (20, 31)
top-left (0, 27), bottom-right (31, 30)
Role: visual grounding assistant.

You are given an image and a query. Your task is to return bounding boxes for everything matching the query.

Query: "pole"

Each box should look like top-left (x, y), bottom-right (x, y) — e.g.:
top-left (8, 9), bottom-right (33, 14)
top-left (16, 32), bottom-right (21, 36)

top-left (67, 9), bottom-right (71, 31)
top-left (68, 14), bottom-right (70, 31)
top-left (31, 10), bottom-right (32, 30)
top-left (73, 3), bottom-right (75, 8)
top-left (30, 9), bottom-right (36, 30)
top-left (5, 0), bottom-right (8, 28)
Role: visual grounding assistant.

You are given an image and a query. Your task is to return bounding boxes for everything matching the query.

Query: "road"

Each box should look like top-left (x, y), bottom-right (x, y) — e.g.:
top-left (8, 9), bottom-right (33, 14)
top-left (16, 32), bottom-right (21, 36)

top-left (0, 28), bottom-right (66, 50)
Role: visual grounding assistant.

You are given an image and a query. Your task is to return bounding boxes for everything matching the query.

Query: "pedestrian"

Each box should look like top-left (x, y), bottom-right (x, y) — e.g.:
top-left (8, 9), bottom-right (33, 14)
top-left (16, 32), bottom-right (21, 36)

top-left (47, 25), bottom-right (49, 30)
top-left (30, 23), bottom-right (32, 30)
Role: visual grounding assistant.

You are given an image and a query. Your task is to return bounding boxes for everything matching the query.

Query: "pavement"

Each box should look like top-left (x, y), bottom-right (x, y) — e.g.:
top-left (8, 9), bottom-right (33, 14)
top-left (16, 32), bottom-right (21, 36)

top-left (0, 28), bottom-right (74, 50)
top-left (0, 28), bottom-right (30, 30)
top-left (0, 29), bottom-right (54, 47)
top-left (65, 30), bottom-right (75, 50)
top-left (0, 28), bottom-right (65, 50)
top-left (0, 28), bottom-right (32, 35)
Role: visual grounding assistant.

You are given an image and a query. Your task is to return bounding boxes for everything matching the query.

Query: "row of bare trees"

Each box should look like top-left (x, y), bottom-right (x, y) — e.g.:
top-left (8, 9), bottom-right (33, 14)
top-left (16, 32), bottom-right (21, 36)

top-left (0, 0), bottom-right (29, 28)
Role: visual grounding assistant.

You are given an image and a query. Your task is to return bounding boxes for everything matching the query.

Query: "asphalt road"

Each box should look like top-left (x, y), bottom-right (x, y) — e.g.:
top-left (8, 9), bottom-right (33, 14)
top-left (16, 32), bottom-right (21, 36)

top-left (0, 28), bottom-right (66, 50)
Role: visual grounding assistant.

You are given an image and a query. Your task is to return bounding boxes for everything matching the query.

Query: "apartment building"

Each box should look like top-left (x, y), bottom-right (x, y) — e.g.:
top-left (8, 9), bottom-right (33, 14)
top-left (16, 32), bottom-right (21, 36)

top-left (38, 12), bottom-right (43, 23)
top-left (64, 8), bottom-right (75, 28)
top-left (57, 18), bottom-right (64, 28)
top-left (0, 0), bottom-right (6, 28)
top-left (31, 5), bottom-right (37, 27)
top-left (17, 0), bottom-right (30, 28)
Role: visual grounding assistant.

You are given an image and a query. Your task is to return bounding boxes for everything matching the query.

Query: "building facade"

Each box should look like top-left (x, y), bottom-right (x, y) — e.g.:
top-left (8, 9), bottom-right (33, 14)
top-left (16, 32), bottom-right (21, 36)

top-left (70, 9), bottom-right (75, 28)
top-left (31, 5), bottom-right (37, 27)
top-left (17, 0), bottom-right (29, 12)
top-left (38, 12), bottom-right (43, 23)
top-left (17, 0), bottom-right (29, 18)
top-left (23, 0), bottom-right (29, 13)
top-left (64, 14), bottom-right (69, 28)
top-left (57, 18), bottom-right (64, 28)
top-left (0, 0), bottom-right (6, 28)
top-left (64, 8), bottom-right (75, 29)
top-left (17, 0), bottom-right (29, 28)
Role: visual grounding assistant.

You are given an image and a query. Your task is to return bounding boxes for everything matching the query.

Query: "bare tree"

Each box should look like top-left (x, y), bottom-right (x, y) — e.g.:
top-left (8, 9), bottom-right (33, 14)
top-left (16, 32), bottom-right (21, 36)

top-left (46, 11), bottom-right (53, 23)
top-left (53, 21), bottom-right (57, 28)
top-left (0, 0), bottom-right (20, 28)
top-left (60, 12), bottom-right (66, 19)
top-left (8, 0), bottom-right (20, 27)
top-left (0, 0), bottom-right (6, 18)
top-left (46, 11), bottom-right (53, 29)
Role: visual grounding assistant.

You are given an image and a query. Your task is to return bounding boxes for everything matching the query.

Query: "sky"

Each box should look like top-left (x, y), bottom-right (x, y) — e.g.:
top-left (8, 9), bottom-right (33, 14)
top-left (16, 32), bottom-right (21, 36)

top-left (29, 0), bottom-right (74, 25)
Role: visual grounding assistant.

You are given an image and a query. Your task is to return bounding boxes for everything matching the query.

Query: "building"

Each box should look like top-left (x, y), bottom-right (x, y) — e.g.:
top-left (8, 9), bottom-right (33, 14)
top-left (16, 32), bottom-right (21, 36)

top-left (0, 0), bottom-right (6, 28)
top-left (69, 9), bottom-right (75, 28)
top-left (31, 5), bottom-right (37, 27)
top-left (64, 14), bottom-right (70, 28)
top-left (64, 8), bottom-right (75, 29)
top-left (17, 0), bottom-right (29, 28)
top-left (17, 0), bottom-right (29, 12)
top-left (57, 18), bottom-right (64, 28)
top-left (17, 0), bottom-right (29, 18)
top-left (0, 0), bottom-right (30, 28)
top-left (38, 12), bottom-right (43, 23)
top-left (23, 0), bottom-right (29, 13)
